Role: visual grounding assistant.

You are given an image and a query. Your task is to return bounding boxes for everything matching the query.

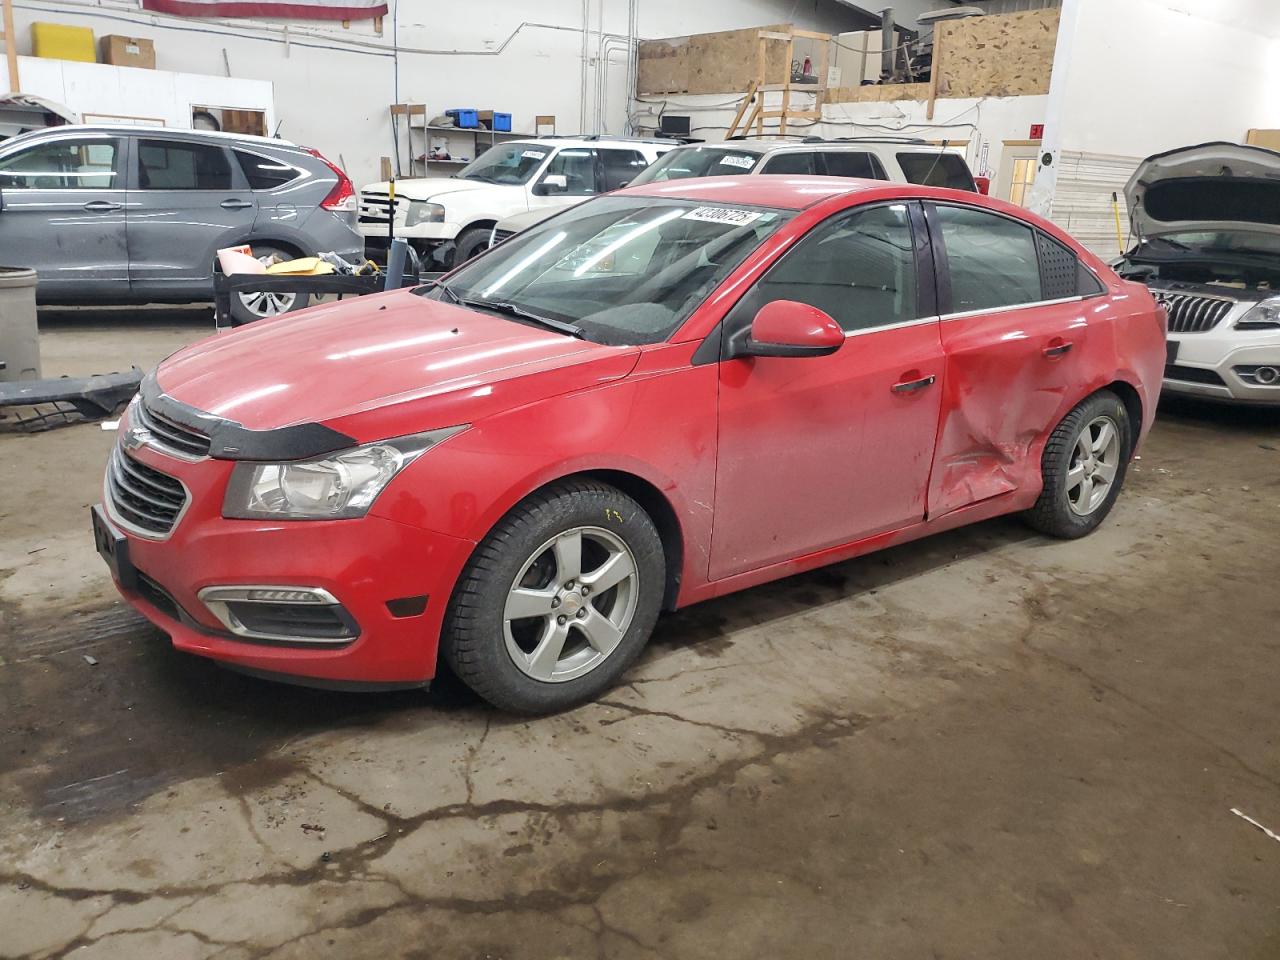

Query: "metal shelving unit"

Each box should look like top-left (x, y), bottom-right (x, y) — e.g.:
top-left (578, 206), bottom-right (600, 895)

top-left (389, 104), bottom-right (535, 177)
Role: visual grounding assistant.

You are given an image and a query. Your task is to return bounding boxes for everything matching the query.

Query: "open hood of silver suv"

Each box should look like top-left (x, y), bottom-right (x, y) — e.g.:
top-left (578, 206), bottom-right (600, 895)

top-left (1125, 141), bottom-right (1280, 240)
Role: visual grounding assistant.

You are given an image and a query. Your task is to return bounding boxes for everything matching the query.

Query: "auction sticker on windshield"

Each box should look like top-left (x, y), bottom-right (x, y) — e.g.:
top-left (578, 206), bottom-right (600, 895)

top-left (522, 150), bottom-right (547, 160)
top-left (682, 206), bottom-right (763, 226)
top-left (720, 155), bottom-right (756, 170)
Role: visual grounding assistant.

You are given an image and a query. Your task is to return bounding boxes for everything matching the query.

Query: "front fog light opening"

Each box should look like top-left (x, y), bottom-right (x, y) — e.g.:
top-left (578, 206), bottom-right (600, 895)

top-left (1234, 364), bottom-right (1280, 386)
top-left (198, 585), bottom-right (359, 644)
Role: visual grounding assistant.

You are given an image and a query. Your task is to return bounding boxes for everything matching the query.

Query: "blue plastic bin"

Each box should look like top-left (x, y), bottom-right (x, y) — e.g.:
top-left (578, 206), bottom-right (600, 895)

top-left (491, 112), bottom-right (512, 132)
top-left (446, 108), bottom-right (479, 129)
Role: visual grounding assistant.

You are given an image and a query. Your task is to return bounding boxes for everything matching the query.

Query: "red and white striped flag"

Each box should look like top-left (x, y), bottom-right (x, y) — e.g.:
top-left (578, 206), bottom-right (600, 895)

top-left (142, 0), bottom-right (387, 19)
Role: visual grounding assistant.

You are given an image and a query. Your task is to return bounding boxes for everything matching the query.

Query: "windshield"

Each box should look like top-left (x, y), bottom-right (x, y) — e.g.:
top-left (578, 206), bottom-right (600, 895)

top-left (456, 142), bottom-right (551, 185)
top-left (422, 195), bottom-right (792, 345)
top-left (629, 146), bottom-right (762, 184)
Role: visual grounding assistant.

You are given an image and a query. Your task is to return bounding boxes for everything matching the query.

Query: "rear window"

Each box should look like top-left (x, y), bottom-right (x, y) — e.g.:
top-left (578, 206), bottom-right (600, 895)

top-left (896, 152), bottom-right (975, 191)
top-left (138, 139), bottom-right (232, 190)
top-left (820, 151), bottom-right (887, 180)
top-left (235, 150), bottom-right (301, 190)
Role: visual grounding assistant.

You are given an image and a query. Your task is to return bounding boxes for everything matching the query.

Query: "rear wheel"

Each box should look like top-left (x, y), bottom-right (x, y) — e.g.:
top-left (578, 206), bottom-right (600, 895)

top-left (441, 479), bottom-right (665, 713)
top-left (1024, 390), bottom-right (1131, 539)
top-left (226, 244), bottom-right (310, 324)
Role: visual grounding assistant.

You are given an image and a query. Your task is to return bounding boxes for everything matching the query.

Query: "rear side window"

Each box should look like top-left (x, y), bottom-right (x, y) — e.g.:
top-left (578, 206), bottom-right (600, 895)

top-left (138, 139), bottom-right (232, 190)
top-left (733, 203), bottom-right (918, 332)
top-left (760, 152), bottom-right (816, 175)
top-left (598, 149), bottom-right (647, 191)
top-left (897, 152), bottom-right (975, 191)
top-left (935, 205), bottom-right (1041, 312)
top-left (235, 150), bottom-right (300, 190)
top-left (1036, 231), bottom-right (1106, 299)
top-left (820, 152), bottom-right (886, 180)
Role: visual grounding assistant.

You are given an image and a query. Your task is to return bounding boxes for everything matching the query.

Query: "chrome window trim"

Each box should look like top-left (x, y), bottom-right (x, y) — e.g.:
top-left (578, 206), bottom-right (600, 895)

top-left (840, 314), bottom-right (942, 338)
top-left (939, 295), bottom-right (1085, 323)
top-left (102, 447), bottom-right (192, 542)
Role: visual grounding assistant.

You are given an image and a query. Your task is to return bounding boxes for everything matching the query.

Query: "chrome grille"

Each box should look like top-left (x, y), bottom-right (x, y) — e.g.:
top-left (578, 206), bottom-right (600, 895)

top-left (358, 191), bottom-right (404, 225)
top-left (1154, 291), bottom-right (1234, 334)
top-left (133, 401), bottom-right (210, 459)
top-left (106, 446), bottom-right (188, 536)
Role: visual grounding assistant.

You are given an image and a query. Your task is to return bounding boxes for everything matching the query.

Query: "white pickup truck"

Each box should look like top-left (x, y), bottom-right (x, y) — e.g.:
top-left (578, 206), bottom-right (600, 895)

top-left (357, 136), bottom-right (677, 267)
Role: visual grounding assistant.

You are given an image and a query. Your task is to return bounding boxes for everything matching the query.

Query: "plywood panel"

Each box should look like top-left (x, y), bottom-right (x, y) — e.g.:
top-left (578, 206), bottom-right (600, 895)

top-left (1246, 129), bottom-right (1280, 152)
top-left (824, 82), bottom-right (930, 103)
top-left (637, 23), bottom-right (795, 96)
top-left (939, 8), bottom-right (1059, 98)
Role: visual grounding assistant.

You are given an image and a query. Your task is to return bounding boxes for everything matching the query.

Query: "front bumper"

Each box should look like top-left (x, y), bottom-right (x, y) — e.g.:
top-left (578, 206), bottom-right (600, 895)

top-left (356, 220), bottom-right (461, 241)
top-left (94, 441), bottom-right (477, 686)
top-left (1164, 332), bottom-right (1280, 403)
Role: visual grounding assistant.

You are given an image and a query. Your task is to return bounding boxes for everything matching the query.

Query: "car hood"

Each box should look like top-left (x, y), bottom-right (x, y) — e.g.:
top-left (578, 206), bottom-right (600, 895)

top-left (361, 177), bottom-right (520, 202)
top-left (1125, 141), bottom-right (1280, 239)
top-left (155, 289), bottom-right (640, 443)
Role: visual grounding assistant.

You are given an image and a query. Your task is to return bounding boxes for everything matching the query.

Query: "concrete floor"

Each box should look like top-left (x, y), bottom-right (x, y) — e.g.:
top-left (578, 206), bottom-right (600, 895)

top-left (2, 311), bottom-right (1278, 960)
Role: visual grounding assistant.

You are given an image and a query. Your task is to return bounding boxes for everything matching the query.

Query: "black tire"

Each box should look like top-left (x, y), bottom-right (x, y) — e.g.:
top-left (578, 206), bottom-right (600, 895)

top-left (225, 244), bottom-right (309, 325)
top-left (1024, 389), bottom-right (1132, 539)
top-left (452, 227), bottom-right (493, 267)
top-left (441, 479), bottom-right (665, 714)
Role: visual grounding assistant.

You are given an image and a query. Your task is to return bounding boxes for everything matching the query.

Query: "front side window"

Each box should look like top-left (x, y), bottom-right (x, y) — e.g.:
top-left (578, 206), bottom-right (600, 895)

top-left (628, 146), bottom-right (762, 184)
top-left (897, 152), bottom-right (976, 191)
top-left (730, 203), bottom-right (919, 333)
top-left (599, 149), bottom-right (648, 191)
top-left (0, 138), bottom-right (119, 190)
top-left (457, 142), bottom-right (550, 185)
top-left (540, 148), bottom-right (599, 196)
top-left (426, 196), bottom-right (792, 345)
top-left (138, 139), bottom-right (233, 190)
top-left (935, 204), bottom-right (1042, 312)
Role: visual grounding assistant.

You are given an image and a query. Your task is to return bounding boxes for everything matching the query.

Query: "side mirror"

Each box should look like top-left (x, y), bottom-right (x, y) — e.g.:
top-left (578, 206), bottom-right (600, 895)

top-left (730, 300), bottom-right (844, 359)
top-left (534, 173), bottom-right (568, 196)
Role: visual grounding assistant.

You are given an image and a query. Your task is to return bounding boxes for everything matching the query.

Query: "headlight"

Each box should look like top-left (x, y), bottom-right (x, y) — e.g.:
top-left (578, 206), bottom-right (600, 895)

top-left (1237, 297), bottom-right (1280, 330)
top-left (405, 201), bottom-right (446, 227)
top-left (222, 425), bottom-right (466, 520)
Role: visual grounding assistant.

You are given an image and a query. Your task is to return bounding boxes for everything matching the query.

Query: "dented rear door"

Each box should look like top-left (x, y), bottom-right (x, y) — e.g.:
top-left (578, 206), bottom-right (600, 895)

top-left (925, 202), bottom-right (1091, 517)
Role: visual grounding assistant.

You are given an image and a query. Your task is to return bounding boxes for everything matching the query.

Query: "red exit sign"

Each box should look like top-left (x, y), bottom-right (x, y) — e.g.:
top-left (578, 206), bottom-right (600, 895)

top-left (1029, 123), bottom-right (1045, 139)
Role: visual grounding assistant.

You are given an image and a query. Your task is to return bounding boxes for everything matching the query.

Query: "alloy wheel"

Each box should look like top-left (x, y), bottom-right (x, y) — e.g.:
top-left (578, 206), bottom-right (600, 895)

top-left (237, 289), bottom-right (299, 319)
top-left (1066, 415), bottom-right (1121, 516)
top-left (503, 525), bottom-right (640, 683)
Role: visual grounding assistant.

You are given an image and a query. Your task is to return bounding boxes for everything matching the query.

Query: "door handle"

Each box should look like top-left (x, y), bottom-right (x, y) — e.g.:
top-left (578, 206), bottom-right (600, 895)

top-left (891, 374), bottom-right (936, 394)
top-left (220, 199), bottom-right (253, 210)
top-left (82, 200), bottom-right (122, 212)
top-left (1043, 338), bottom-right (1074, 359)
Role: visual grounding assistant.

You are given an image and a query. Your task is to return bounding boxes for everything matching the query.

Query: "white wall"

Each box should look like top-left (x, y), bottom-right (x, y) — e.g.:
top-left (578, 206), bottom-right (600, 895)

top-left (1030, 0), bottom-right (1280, 253)
top-left (7, 0), bottom-right (865, 184)
top-left (7, 55), bottom-right (274, 130)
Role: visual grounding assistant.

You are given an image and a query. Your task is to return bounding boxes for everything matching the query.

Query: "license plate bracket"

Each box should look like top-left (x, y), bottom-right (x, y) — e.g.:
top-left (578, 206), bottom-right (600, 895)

top-left (91, 505), bottom-right (137, 591)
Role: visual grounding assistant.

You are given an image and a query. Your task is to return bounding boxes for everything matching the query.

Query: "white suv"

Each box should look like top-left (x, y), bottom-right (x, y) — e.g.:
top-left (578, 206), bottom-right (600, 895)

top-left (358, 136), bottom-right (678, 266)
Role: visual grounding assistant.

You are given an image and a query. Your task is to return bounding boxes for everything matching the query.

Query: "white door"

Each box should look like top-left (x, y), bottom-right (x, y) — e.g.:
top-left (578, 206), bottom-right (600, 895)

top-left (999, 144), bottom-right (1041, 207)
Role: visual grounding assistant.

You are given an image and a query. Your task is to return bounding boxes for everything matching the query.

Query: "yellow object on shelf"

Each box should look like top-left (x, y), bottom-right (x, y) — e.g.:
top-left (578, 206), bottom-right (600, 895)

top-left (32, 22), bottom-right (97, 63)
top-left (265, 257), bottom-right (334, 276)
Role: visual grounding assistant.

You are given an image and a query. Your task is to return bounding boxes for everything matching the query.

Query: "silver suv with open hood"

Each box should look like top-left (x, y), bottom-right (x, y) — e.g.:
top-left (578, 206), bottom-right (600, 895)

top-left (1116, 141), bottom-right (1280, 403)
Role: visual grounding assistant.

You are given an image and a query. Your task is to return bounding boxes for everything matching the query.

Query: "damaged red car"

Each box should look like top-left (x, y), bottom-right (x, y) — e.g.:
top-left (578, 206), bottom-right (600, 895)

top-left (93, 176), bottom-right (1166, 713)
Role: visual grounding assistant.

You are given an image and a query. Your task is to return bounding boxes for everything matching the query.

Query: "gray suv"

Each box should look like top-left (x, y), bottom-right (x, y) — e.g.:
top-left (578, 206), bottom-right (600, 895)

top-left (0, 125), bottom-right (363, 321)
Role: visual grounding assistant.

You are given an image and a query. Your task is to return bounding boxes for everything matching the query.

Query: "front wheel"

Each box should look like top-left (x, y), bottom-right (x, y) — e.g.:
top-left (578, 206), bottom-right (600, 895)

top-left (452, 227), bottom-right (493, 267)
top-left (441, 479), bottom-right (665, 713)
top-left (1024, 390), bottom-right (1132, 539)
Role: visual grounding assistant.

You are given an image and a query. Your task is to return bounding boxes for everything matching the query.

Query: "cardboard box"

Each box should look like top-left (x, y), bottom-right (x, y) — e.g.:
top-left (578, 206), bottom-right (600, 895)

top-left (101, 35), bottom-right (156, 69)
top-left (31, 22), bottom-right (97, 63)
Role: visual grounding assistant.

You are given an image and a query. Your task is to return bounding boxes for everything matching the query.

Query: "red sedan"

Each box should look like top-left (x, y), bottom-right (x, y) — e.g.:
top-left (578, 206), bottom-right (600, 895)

top-left (93, 177), bottom-right (1166, 712)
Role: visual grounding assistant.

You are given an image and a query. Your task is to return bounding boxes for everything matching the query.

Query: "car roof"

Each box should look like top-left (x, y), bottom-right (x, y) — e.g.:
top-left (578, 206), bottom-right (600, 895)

top-left (618, 175), bottom-right (887, 209)
top-left (616, 174), bottom-right (1016, 214)
top-left (506, 136), bottom-right (677, 150)
top-left (12, 123), bottom-right (300, 150)
top-left (661, 138), bottom-right (949, 157)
